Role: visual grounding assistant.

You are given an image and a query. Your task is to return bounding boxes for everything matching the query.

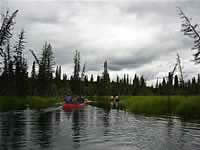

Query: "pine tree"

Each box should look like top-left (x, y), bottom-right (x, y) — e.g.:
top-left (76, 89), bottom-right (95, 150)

top-left (103, 60), bottom-right (110, 82)
top-left (63, 73), bottom-right (67, 80)
top-left (140, 76), bottom-right (146, 88)
top-left (38, 42), bottom-right (55, 81)
top-left (37, 42), bottom-right (55, 95)
top-left (97, 75), bottom-right (100, 83)
top-left (59, 66), bottom-right (62, 80)
top-left (133, 74), bottom-right (139, 89)
top-left (162, 78), bottom-right (166, 87)
top-left (174, 75), bottom-right (179, 88)
top-left (126, 74), bottom-right (129, 85)
top-left (73, 50), bottom-right (80, 80)
top-left (31, 61), bottom-right (36, 80)
top-left (90, 74), bottom-right (94, 83)
top-left (117, 75), bottom-right (119, 84)
top-left (55, 65), bottom-right (61, 80)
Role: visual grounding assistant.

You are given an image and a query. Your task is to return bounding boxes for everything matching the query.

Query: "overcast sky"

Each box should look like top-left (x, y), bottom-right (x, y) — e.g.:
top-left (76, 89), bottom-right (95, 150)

top-left (1, 0), bottom-right (200, 85)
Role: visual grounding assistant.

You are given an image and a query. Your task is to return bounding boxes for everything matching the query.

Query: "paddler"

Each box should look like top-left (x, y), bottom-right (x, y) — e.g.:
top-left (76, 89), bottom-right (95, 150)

top-left (64, 95), bottom-right (72, 104)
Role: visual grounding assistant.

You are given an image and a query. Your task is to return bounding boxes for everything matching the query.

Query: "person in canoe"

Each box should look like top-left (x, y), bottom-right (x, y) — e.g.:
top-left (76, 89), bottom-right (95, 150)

top-left (115, 96), bottom-right (120, 108)
top-left (110, 96), bottom-right (114, 107)
top-left (64, 95), bottom-right (73, 104)
top-left (76, 96), bottom-right (85, 104)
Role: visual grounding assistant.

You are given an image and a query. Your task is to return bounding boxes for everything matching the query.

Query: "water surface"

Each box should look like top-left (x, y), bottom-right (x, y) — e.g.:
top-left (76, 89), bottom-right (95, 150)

top-left (0, 105), bottom-right (200, 150)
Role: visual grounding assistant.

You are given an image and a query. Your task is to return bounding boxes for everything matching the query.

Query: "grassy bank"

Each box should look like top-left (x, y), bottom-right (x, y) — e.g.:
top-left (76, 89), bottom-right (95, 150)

top-left (88, 96), bottom-right (200, 119)
top-left (121, 96), bottom-right (200, 119)
top-left (0, 96), bottom-right (63, 111)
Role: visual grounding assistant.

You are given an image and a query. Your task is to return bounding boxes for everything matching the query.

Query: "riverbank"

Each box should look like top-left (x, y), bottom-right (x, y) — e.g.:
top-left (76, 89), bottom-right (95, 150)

top-left (121, 96), bottom-right (200, 119)
top-left (89, 96), bottom-right (200, 119)
top-left (0, 96), bottom-right (63, 111)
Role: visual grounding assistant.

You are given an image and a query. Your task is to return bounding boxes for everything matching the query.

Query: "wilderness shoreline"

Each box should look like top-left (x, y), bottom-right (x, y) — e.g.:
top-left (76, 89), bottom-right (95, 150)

top-left (1, 95), bottom-right (200, 120)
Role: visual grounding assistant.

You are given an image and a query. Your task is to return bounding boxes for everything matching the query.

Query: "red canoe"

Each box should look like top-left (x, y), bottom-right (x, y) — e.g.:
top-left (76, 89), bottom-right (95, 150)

top-left (63, 103), bottom-right (85, 110)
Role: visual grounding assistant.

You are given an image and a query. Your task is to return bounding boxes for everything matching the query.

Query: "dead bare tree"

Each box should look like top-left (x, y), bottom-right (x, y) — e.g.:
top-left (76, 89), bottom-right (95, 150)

top-left (0, 10), bottom-right (18, 57)
top-left (29, 49), bottom-right (40, 65)
top-left (177, 7), bottom-right (200, 63)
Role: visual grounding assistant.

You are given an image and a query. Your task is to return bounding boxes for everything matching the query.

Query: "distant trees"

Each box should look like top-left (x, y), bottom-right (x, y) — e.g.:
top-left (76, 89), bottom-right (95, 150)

top-left (2, 8), bottom-right (200, 97)
top-left (31, 61), bottom-right (36, 80)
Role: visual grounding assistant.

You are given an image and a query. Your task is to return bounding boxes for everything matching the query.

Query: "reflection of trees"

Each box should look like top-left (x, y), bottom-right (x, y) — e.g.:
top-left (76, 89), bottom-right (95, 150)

top-left (29, 110), bottom-right (62, 149)
top-left (103, 110), bottom-right (110, 137)
top-left (31, 111), bottom-right (54, 149)
top-left (64, 110), bottom-right (73, 120)
top-left (103, 110), bottom-right (110, 128)
top-left (163, 117), bottom-right (174, 149)
top-left (179, 121), bottom-right (186, 149)
top-left (0, 112), bottom-right (26, 150)
top-left (72, 110), bottom-right (81, 149)
top-left (0, 110), bottom-right (63, 150)
top-left (55, 110), bottom-right (61, 125)
top-left (167, 117), bottom-right (174, 138)
top-left (71, 108), bottom-right (87, 149)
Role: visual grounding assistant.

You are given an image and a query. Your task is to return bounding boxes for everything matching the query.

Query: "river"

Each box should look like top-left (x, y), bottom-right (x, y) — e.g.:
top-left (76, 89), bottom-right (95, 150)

top-left (0, 105), bottom-right (200, 150)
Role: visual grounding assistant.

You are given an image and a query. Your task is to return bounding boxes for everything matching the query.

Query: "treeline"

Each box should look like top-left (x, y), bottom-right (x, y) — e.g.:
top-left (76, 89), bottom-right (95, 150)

top-left (1, 9), bottom-right (200, 96)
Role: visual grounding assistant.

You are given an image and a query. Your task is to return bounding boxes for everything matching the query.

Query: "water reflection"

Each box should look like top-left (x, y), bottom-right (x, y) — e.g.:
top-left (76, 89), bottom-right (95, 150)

top-left (103, 110), bottom-right (110, 128)
top-left (0, 111), bottom-right (26, 150)
top-left (63, 108), bottom-right (87, 149)
top-left (72, 110), bottom-right (81, 149)
top-left (0, 106), bottom-right (200, 150)
top-left (32, 112), bottom-right (53, 148)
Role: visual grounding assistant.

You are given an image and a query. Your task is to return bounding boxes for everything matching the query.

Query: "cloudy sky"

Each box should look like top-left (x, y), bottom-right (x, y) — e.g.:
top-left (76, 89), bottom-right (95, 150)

top-left (1, 0), bottom-right (200, 84)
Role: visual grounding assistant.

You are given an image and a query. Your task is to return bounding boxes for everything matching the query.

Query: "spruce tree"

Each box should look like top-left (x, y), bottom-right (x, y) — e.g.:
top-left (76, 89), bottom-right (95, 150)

top-left (31, 61), bottom-right (36, 80)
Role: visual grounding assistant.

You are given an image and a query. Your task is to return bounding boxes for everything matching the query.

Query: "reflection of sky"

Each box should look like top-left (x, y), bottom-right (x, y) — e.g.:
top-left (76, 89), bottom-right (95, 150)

top-left (0, 106), bottom-right (200, 149)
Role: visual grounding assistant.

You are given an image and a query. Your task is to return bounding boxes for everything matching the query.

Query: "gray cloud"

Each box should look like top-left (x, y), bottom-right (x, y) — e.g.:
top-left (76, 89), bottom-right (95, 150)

top-left (2, 0), bottom-right (200, 81)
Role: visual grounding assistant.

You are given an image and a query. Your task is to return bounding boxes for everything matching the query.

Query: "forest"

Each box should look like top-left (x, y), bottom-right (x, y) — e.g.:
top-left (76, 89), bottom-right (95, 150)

top-left (1, 8), bottom-right (200, 97)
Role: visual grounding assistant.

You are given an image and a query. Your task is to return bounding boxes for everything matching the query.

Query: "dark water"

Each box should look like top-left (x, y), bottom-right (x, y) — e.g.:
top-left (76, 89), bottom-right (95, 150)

top-left (0, 105), bottom-right (200, 150)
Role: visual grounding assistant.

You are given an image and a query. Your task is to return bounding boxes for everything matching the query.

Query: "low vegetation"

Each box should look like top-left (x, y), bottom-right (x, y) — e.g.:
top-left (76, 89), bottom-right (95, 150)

top-left (122, 96), bottom-right (200, 119)
top-left (0, 96), bottom-right (62, 111)
top-left (89, 96), bottom-right (200, 119)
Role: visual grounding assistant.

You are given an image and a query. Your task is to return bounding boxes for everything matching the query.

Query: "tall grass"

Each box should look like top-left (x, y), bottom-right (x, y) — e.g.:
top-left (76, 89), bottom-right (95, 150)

top-left (0, 96), bottom-right (28, 111)
top-left (0, 96), bottom-right (63, 111)
top-left (87, 96), bottom-right (200, 119)
top-left (28, 96), bottom-right (62, 109)
top-left (120, 96), bottom-right (200, 119)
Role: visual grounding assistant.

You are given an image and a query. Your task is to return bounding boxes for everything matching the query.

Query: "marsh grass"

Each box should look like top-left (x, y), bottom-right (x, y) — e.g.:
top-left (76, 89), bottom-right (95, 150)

top-left (28, 96), bottom-right (62, 109)
top-left (0, 96), bottom-right (62, 111)
top-left (88, 96), bottom-right (200, 119)
top-left (0, 96), bottom-right (28, 111)
top-left (120, 96), bottom-right (200, 119)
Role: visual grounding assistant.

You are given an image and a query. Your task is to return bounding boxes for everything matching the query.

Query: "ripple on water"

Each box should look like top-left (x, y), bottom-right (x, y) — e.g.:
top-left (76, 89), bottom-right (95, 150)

top-left (0, 106), bottom-right (200, 150)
